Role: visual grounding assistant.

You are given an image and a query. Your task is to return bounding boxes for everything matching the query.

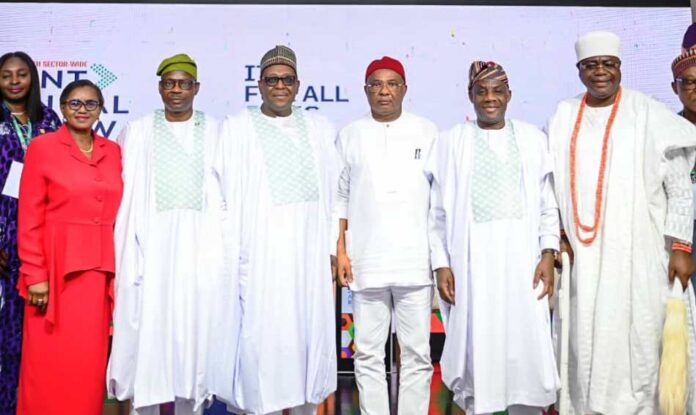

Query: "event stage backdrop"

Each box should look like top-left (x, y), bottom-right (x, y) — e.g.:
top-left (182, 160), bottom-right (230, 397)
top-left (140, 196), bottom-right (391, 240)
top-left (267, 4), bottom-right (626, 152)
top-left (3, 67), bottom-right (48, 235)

top-left (1, 3), bottom-right (691, 137)
top-left (3, 3), bottom-right (690, 412)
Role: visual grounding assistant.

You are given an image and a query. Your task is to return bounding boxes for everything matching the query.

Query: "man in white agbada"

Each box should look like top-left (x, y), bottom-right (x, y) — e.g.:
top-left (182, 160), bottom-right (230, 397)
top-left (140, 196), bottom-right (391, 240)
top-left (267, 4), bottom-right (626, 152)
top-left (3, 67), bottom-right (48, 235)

top-left (671, 48), bottom-right (696, 269)
top-left (107, 54), bottom-right (223, 415)
top-left (547, 31), bottom-right (696, 414)
top-left (335, 56), bottom-right (436, 414)
top-left (426, 60), bottom-right (559, 415)
top-left (209, 45), bottom-right (338, 415)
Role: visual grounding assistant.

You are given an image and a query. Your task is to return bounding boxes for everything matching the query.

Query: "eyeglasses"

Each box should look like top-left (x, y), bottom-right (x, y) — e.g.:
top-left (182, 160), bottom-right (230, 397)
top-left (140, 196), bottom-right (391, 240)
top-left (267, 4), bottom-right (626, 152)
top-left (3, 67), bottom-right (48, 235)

top-left (676, 77), bottom-right (696, 91)
top-left (63, 99), bottom-right (100, 111)
top-left (262, 76), bottom-right (297, 87)
top-left (578, 58), bottom-right (621, 71)
top-left (365, 80), bottom-right (404, 93)
top-left (159, 79), bottom-right (198, 90)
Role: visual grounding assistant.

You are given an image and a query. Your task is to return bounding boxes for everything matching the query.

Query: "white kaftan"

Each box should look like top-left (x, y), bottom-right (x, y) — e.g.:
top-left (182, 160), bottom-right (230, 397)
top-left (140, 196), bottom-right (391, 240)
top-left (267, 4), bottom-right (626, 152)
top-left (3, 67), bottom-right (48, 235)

top-left (427, 120), bottom-right (560, 414)
top-left (335, 112), bottom-right (438, 291)
top-left (548, 88), bottom-right (696, 414)
top-left (210, 107), bottom-right (338, 414)
top-left (107, 111), bottom-right (224, 413)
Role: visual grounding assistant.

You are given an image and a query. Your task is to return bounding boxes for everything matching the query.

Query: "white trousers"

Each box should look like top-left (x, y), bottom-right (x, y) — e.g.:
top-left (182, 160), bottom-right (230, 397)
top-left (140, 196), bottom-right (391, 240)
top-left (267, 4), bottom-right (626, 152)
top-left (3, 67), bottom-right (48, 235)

top-left (480, 405), bottom-right (543, 415)
top-left (264, 403), bottom-right (317, 415)
top-left (352, 285), bottom-right (433, 415)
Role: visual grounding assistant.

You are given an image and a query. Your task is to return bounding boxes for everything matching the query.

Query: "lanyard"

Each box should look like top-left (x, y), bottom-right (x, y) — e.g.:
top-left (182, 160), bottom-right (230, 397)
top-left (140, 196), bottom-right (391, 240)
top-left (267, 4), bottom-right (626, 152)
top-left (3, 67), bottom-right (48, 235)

top-left (11, 116), bottom-right (32, 150)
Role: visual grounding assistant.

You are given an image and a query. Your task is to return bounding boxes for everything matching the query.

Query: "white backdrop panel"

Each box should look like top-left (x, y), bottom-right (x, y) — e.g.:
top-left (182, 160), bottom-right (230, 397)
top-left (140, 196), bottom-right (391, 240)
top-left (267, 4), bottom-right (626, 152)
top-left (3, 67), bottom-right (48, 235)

top-left (0, 3), bottom-right (690, 137)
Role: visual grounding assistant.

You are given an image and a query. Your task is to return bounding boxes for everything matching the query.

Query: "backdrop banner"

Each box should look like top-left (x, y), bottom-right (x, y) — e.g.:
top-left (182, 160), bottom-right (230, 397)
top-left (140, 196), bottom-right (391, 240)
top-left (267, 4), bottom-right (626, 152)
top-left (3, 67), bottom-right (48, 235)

top-left (1, 3), bottom-right (689, 137)
top-left (4, 4), bottom-right (690, 412)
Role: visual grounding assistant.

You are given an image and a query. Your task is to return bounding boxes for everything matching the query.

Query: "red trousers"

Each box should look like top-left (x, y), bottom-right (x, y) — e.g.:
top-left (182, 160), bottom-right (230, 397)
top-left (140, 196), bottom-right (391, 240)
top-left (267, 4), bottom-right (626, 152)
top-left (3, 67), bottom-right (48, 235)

top-left (17, 270), bottom-right (111, 415)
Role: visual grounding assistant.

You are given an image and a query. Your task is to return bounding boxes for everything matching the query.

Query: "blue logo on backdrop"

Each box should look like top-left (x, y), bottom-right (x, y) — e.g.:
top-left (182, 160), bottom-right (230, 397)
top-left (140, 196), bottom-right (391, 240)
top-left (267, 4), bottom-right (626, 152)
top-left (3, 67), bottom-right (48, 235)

top-left (37, 59), bottom-right (129, 138)
top-left (244, 64), bottom-right (349, 110)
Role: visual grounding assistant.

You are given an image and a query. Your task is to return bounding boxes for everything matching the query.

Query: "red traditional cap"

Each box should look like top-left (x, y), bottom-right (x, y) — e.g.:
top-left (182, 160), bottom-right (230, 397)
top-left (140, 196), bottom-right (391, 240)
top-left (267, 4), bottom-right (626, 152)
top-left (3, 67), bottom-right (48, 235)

top-left (365, 56), bottom-right (406, 82)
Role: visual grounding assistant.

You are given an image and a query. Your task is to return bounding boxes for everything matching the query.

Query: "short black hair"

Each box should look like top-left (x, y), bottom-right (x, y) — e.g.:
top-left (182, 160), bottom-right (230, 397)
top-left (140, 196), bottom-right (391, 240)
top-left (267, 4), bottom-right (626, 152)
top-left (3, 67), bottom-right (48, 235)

top-left (0, 51), bottom-right (43, 123)
top-left (59, 79), bottom-right (104, 108)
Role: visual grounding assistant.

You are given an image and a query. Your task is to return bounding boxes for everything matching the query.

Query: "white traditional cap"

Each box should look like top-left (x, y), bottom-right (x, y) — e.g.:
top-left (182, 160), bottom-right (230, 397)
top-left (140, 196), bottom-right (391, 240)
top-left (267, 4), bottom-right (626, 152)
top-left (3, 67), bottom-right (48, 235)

top-left (575, 31), bottom-right (621, 62)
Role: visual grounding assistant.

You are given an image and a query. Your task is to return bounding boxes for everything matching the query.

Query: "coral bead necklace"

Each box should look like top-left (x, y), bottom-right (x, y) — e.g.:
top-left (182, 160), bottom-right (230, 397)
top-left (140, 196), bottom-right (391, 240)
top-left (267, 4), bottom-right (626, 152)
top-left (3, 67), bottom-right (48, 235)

top-left (569, 87), bottom-right (622, 245)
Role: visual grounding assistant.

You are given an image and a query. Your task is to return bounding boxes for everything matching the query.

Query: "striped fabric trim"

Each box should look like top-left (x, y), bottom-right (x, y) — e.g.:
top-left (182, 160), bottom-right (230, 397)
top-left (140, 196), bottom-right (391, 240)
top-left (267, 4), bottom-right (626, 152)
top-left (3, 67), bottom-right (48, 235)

top-left (672, 48), bottom-right (696, 78)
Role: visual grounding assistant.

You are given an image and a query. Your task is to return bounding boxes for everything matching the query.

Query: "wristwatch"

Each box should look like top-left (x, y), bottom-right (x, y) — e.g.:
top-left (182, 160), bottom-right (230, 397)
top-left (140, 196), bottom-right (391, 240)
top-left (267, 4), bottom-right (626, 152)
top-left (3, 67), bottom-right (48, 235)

top-left (541, 248), bottom-right (559, 262)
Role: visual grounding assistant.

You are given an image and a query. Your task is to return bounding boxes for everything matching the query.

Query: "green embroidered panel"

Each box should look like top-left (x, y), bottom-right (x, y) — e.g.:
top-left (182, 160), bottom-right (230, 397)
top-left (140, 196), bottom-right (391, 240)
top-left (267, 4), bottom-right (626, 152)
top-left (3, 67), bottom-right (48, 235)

top-left (250, 107), bottom-right (319, 206)
top-left (153, 110), bottom-right (205, 212)
top-left (471, 122), bottom-right (523, 223)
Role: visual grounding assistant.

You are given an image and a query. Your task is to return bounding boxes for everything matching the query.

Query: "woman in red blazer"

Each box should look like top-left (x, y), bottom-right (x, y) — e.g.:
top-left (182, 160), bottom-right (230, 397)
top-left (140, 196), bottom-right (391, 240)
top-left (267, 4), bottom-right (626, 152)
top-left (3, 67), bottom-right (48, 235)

top-left (15, 79), bottom-right (123, 415)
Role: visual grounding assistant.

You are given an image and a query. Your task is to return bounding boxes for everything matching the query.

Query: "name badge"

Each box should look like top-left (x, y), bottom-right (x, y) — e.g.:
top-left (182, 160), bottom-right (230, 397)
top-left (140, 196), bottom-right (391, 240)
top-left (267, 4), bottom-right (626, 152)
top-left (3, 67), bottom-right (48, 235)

top-left (2, 161), bottom-right (24, 199)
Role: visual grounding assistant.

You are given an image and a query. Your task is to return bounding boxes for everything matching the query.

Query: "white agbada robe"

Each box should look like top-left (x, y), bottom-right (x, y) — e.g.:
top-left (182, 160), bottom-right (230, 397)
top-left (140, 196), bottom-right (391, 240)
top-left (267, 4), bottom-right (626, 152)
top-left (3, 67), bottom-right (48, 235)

top-left (210, 107), bottom-right (338, 414)
top-left (426, 120), bottom-right (560, 414)
top-left (548, 88), bottom-right (696, 414)
top-left (107, 111), bottom-right (224, 413)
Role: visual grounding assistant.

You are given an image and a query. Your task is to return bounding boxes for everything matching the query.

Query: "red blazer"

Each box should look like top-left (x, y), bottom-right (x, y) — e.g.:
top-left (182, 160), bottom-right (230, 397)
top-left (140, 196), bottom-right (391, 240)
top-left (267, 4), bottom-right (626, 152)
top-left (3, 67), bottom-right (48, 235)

top-left (17, 125), bottom-right (123, 324)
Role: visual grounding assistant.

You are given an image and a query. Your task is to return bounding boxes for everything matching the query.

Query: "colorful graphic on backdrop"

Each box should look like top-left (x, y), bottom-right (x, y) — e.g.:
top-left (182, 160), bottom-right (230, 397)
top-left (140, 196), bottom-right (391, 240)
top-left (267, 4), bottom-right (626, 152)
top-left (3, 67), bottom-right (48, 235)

top-left (36, 59), bottom-right (130, 138)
